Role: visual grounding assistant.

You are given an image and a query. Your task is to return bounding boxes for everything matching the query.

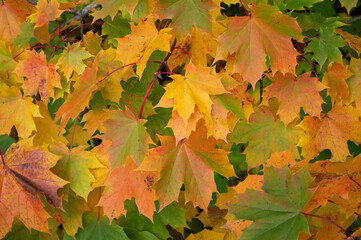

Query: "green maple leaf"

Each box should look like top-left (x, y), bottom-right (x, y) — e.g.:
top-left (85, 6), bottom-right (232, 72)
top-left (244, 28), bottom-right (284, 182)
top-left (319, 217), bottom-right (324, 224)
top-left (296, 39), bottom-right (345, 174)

top-left (154, 0), bottom-right (217, 36)
top-left (230, 107), bottom-right (301, 168)
top-left (305, 27), bottom-right (345, 67)
top-left (75, 212), bottom-right (129, 240)
top-left (228, 166), bottom-right (314, 240)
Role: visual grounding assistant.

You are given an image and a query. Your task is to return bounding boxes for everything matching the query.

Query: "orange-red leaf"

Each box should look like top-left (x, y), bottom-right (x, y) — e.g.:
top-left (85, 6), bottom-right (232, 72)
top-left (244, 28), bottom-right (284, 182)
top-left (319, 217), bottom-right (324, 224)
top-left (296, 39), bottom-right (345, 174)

top-left (0, 141), bottom-right (67, 237)
top-left (98, 157), bottom-right (157, 220)
top-left (15, 50), bottom-right (61, 105)
top-left (216, 3), bottom-right (302, 87)
top-left (264, 72), bottom-right (325, 123)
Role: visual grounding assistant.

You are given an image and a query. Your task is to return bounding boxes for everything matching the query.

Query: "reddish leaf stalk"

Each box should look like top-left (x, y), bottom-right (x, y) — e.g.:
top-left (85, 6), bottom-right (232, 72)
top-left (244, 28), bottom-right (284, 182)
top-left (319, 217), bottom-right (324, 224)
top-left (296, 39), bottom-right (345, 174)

top-left (349, 175), bottom-right (361, 190)
top-left (96, 62), bottom-right (136, 84)
top-left (355, 212), bottom-right (361, 219)
top-left (64, 22), bottom-right (104, 38)
top-left (138, 40), bottom-right (177, 119)
top-left (171, 47), bottom-right (191, 60)
top-left (301, 211), bottom-right (352, 237)
top-left (0, 149), bottom-right (5, 166)
top-left (138, 73), bottom-right (158, 119)
top-left (70, 116), bottom-right (78, 152)
top-left (239, 0), bottom-right (249, 17)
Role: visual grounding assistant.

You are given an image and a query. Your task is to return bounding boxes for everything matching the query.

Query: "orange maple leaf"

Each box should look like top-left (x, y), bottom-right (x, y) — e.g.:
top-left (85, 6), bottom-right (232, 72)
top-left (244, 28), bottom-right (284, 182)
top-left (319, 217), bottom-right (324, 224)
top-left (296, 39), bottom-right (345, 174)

top-left (263, 71), bottom-right (325, 123)
top-left (138, 120), bottom-right (234, 210)
top-left (216, 3), bottom-right (302, 87)
top-left (98, 157), bottom-right (157, 220)
top-left (299, 105), bottom-right (361, 162)
top-left (15, 50), bottom-right (61, 105)
top-left (0, 141), bottom-right (67, 237)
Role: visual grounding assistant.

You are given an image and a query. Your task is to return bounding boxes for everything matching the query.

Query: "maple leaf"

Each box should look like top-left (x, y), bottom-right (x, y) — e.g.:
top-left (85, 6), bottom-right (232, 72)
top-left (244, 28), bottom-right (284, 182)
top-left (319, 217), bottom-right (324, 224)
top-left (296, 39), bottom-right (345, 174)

top-left (263, 72), bottom-right (325, 123)
top-left (228, 166), bottom-right (313, 240)
top-left (265, 149), bottom-right (301, 169)
top-left (138, 120), bottom-right (234, 210)
top-left (100, 108), bottom-right (150, 169)
top-left (230, 107), bottom-right (301, 168)
top-left (116, 19), bottom-right (172, 79)
top-left (153, 0), bottom-right (218, 36)
top-left (28, 0), bottom-right (62, 27)
top-left (50, 142), bottom-right (104, 199)
top-left (98, 157), bottom-right (157, 220)
top-left (57, 42), bottom-right (93, 80)
top-left (216, 3), bottom-right (302, 87)
top-left (298, 105), bottom-right (361, 162)
top-left (305, 27), bottom-right (345, 67)
top-left (322, 62), bottom-right (352, 102)
top-left (0, 141), bottom-right (67, 236)
top-left (157, 62), bottom-right (228, 124)
top-left (15, 50), bottom-right (61, 105)
top-left (0, 82), bottom-right (42, 138)
top-left (53, 61), bottom-right (98, 131)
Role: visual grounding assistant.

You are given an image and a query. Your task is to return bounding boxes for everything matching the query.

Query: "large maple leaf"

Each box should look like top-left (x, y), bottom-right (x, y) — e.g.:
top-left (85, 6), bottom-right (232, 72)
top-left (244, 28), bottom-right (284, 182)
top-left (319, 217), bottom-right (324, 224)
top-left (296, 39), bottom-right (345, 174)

top-left (263, 71), bottom-right (325, 123)
top-left (157, 62), bottom-right (228, 124)
top-left (116, 19), bottom-right (172, 79)
top-left (0, 82), bottom-right (41, 138)
top-left (0, 141), bottom-right (67, 238)
top-left (15, 50), bottom-right (61, 105)
top-left (216, 3), bottom-right (302, 87)
top-left (230, 107), bottom-right (301, 168)
top-left (153, 0), bottom-right (218, 36)
top-left (98, 157), bottom-right (157, 220)
top-left (138, 120), bottom-right (234, 210)
top-left (298, 105), bottom-right (361, 162)
top-left (228, 166), bottom-right (313, 240)
top-left (100, 108), bottom-right (150, 169)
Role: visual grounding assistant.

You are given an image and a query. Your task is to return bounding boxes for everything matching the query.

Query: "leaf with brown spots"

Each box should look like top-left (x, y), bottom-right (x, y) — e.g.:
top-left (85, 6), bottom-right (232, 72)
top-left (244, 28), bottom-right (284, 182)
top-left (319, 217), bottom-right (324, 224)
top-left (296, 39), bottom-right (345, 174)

top-left (0, 140), bottom-right (67, 238)
top-left (15, 50), bottom-right (61, 105)
top-left (98, 156), bottom-right (157, 220)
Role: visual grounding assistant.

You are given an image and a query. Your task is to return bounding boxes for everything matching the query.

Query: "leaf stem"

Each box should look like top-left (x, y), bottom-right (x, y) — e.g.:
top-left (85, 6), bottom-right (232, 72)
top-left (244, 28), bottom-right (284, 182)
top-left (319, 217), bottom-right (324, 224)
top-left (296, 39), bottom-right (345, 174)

top-left (301, 211), bottom-right (352, 237)
top-left (96, 62), bottom-right (136, 84)
top-left (0, 149), bottom-right (5, 166)
top-left (239, 0), bottom-right (249, 17)
top-left (355, 212), bottom-right (361, 219)
top-left (138, 39), bottom-right (177, 119)
top-left (349, 175), bottom-right (361, 190)
top-left (171, 47), bottom-right (191, 60)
